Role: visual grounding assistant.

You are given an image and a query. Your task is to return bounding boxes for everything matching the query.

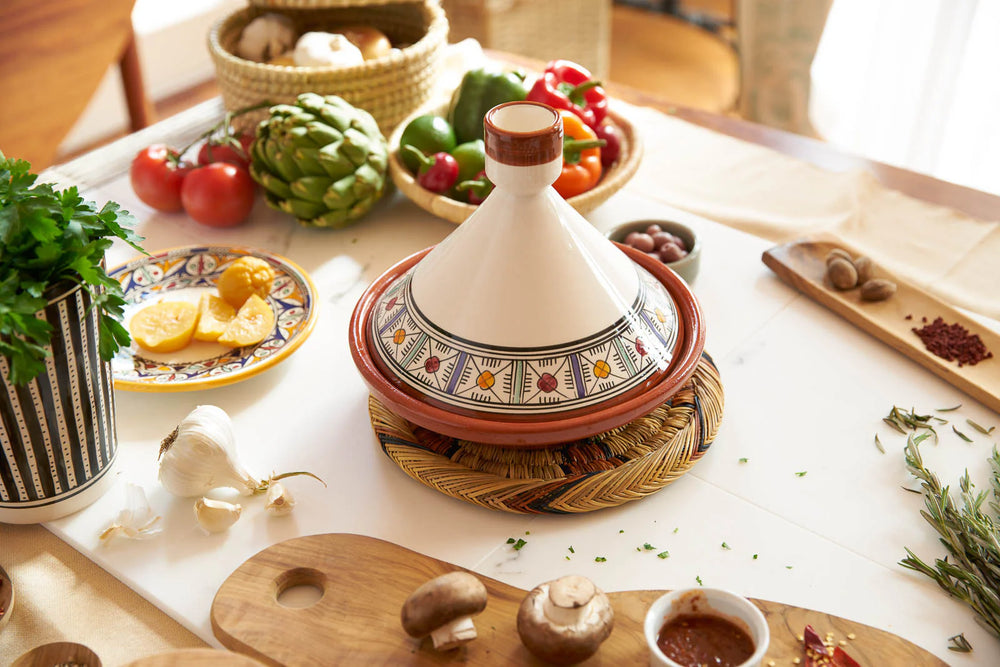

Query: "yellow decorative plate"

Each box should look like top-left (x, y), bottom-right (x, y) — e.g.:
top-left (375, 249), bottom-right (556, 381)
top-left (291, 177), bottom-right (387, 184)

top-left (109, 246), bottom-right (317, 392)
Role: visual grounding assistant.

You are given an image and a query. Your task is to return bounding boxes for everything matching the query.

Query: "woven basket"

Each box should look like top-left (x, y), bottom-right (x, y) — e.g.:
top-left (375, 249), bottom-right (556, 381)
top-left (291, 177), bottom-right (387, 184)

top-left (370, 352), bottom-right (723, 513)
top-left (208, 0), bottom-right (449, 133)
top-left (388, 101), bottom-right (643, 224)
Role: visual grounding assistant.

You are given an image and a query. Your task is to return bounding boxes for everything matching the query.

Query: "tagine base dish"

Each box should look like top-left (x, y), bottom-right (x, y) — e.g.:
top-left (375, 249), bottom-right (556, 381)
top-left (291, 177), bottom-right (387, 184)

top-left (369, 352), bottom-right (722, 514)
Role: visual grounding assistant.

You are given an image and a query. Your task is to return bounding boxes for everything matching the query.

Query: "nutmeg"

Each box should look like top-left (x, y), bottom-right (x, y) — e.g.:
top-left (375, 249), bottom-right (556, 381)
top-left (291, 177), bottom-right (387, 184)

top-left (825, 249), bottom-right (853, 266)
top-left (827, 257), bottom-right (858, 290)
top-left (853, 256), bottom-right (874, 284)
top-left (860, 278), bottom-right (896, 302)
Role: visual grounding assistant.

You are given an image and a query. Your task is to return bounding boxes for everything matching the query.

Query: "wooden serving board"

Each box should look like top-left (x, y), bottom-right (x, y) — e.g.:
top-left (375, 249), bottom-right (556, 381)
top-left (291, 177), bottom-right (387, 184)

top-left (763, 237), bottom-right (1000, 414)
top-left (211, 534), bottom-right (944, 666)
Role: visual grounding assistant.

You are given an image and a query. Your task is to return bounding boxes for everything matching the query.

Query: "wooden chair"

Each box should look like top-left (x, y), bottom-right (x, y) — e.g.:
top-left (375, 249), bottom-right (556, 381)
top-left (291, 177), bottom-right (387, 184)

top-left (0, 0), bottom-right (153, 170)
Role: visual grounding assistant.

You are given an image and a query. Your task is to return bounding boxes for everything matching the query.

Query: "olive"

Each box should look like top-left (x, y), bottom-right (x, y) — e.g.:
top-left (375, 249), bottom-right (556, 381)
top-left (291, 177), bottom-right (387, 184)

top-left (624, 231), bottom-right (655, 253)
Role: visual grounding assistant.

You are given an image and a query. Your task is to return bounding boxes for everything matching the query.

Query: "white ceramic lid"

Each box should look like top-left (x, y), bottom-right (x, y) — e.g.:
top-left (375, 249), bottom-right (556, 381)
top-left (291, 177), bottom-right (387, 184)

top-left (368, 102), bottom-right (680, 416)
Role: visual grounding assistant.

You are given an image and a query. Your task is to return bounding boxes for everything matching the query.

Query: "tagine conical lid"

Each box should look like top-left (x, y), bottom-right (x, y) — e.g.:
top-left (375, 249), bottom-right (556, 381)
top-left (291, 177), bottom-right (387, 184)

top-left (354, 102), bottom-right (704, 445)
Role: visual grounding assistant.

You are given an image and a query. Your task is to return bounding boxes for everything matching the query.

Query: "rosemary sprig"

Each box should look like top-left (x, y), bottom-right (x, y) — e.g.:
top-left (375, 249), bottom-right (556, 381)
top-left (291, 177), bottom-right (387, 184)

top-left (900, 437), bottom-right (1000, 639)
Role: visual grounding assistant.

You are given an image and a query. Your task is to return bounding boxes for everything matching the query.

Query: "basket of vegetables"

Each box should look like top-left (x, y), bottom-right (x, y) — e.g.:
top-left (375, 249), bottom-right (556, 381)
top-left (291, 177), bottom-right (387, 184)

top-left (208, 0), bottom-right (448, 133)
top-left (387, 59), bottom-right (642, 224)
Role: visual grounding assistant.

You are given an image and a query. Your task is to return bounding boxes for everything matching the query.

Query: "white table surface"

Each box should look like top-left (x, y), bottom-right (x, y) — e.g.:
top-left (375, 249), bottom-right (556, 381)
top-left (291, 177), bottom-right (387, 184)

top-left (42, 124), bottom-right (999, 666)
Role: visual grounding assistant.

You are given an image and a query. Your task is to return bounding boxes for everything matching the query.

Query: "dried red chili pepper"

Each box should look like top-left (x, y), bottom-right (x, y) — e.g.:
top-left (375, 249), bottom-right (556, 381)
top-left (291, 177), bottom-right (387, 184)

top-left (802, 625), bottom-right (860, 667)
top-left (526, 59), bottom-right (608, 129)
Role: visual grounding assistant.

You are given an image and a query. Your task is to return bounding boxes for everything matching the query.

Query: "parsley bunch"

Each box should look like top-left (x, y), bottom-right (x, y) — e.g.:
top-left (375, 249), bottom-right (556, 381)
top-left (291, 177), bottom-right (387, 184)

top-left (0, 152), bottom-right (144, 385)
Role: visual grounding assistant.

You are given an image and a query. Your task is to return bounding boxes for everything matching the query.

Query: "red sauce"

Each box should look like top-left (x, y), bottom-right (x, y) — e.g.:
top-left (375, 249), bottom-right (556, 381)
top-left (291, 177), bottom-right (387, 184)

top-left (656, 613), bottom-right (755, 666)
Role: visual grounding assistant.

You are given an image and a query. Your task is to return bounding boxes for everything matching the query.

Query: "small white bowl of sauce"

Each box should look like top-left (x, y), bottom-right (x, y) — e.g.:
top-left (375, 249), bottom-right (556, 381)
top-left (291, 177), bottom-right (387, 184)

top-left (644, 588), bottom-right (770, 667)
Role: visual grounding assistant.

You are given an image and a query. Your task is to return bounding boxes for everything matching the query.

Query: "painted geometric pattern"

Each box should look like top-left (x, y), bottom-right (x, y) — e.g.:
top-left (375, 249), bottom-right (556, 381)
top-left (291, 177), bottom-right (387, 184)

top-left (371, 265), bottom-right (679, 414)
top-left (109, 247), bottom-right (313, 387)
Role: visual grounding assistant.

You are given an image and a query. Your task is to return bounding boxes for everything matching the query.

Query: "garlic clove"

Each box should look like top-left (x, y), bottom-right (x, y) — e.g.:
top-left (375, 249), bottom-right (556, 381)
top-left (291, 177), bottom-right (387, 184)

top-left (158, 405), bottom-right (261, 498)
top-left (194, 497), bottom-right (242, 533)
top-left (100, 483), bottom-right (162, 542)
top-left (265, 481), bottom-right (296, 516)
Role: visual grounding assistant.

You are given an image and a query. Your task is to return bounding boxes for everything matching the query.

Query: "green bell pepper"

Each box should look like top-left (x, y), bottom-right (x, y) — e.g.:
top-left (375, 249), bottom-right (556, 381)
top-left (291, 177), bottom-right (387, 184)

top-left (447, 68), bottom-right (528, 144)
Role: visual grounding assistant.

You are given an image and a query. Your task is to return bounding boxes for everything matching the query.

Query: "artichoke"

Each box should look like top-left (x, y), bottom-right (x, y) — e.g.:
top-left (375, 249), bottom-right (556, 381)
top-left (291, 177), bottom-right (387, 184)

top-left (250, 93), bottom-right (388, 228)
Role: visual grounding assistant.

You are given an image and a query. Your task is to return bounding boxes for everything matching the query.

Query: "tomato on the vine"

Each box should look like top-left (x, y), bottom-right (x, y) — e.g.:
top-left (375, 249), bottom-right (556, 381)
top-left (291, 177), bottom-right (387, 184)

top-left (129, 145), bottom-right (190, 212)
top-left (196, 133), bottom-right (254, 169)
top-left (180, 162), bottom-right (255, 227)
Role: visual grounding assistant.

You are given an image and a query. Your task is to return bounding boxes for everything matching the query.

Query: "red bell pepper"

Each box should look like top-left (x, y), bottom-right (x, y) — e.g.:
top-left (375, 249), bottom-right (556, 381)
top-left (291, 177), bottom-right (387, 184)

top-left (527, 60), bottom-right (608, 129)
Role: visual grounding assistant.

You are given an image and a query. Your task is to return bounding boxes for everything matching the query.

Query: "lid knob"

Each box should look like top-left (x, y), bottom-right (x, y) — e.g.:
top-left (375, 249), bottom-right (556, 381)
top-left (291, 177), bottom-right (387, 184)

top-left (484, 102), bottom-right (563, 166)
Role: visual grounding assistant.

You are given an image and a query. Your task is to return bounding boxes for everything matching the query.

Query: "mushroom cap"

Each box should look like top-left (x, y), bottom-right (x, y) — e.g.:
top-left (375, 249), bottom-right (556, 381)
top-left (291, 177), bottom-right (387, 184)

top-left (517, 577), bottom-right (614, 665)
top-left (401, 571), bottom-right (488, 638)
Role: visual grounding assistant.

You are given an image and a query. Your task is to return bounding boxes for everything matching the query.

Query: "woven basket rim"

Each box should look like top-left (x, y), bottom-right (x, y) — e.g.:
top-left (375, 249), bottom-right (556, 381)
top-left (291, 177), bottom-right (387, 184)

top-left (387, 100), bottom-right (643, 225)
top-left (207, 0), bottom-right (448, 78)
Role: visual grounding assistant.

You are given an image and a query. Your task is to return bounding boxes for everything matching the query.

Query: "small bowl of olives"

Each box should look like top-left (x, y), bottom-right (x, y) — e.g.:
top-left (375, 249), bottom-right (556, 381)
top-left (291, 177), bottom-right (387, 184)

top-left (605, 219), bottom-right (701, 284)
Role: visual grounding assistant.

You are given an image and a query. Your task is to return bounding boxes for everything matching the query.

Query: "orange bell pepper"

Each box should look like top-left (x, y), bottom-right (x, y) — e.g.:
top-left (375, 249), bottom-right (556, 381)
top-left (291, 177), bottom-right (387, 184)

top-left (553, 109), bottom-right (605, 199)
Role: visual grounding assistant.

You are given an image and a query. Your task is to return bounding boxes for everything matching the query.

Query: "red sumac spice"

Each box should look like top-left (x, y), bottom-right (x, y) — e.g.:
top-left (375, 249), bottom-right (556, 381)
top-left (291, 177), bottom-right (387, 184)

top-left (912, 317), bottom-right (993, 367)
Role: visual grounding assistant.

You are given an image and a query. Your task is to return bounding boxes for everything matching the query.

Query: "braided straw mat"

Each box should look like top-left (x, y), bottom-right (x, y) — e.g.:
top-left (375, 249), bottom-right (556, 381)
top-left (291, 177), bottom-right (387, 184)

top-left (370, 353), bottom-right (723, 514)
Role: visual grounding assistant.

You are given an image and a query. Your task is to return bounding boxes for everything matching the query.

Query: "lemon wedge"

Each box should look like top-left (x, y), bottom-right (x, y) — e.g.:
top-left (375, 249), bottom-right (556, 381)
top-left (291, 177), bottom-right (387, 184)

top-left (131, 301), bottom-right (198, 353)
top-left (217, 257), bottom-right (276, 309)
top-left (194, 293), bottom-right (237, 342)
top-left (217, 294), bottom-right (275, 348)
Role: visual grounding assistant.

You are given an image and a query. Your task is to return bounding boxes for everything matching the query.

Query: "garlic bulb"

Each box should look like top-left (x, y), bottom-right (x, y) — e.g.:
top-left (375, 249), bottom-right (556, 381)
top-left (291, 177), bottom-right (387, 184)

top-left (158, 405), bottom-right (261, 497)
top-left (265, 481), bottom-right (295, 516)
top-left (100, 483), bottom-right (162, 542)
top-left (293, 32), bottom-right (364, 68)
top-left (194, 497), bottom-right (242, 533)
top-left (236, 13), bottom-right (297, 63)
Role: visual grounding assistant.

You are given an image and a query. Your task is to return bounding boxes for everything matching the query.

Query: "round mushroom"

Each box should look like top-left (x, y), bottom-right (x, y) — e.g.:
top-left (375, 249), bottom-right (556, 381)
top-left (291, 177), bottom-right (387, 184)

top-left (401, 571), bottom-right (488, 651)
top-left (517, 575), bottom-right (614, 665)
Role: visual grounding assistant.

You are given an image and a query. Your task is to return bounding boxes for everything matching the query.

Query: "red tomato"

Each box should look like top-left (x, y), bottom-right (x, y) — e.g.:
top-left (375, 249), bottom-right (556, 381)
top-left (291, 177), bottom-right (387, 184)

top-left (129, 145), bottom-right (190, 212)
top-left (197, 133), bottom-right (254, 168)
top-left (180, 163), bottom-right (255, 227)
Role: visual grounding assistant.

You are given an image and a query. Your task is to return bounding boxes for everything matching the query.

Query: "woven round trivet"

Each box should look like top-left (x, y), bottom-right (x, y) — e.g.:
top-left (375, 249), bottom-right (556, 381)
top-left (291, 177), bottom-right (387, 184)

top-left (369, 353), bottom-right (723, 514)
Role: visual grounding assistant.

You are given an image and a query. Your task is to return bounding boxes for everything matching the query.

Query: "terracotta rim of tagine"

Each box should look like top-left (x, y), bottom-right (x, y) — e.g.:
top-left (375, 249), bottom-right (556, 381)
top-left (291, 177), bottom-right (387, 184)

top-left (349, 244), bottom-right (706, 448)
top-left (484, 101), bottom-right (564, 166)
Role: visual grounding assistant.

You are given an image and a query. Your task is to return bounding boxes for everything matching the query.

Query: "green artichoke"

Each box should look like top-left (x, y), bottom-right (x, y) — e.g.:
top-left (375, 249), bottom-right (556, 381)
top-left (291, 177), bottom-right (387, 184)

top-left (250, 93), bottom-right (388, 229)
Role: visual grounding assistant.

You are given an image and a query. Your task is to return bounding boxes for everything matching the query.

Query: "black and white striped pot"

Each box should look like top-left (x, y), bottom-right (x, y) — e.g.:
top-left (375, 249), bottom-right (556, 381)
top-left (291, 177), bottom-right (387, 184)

top-left (0, 281), bottom-right (118, 524)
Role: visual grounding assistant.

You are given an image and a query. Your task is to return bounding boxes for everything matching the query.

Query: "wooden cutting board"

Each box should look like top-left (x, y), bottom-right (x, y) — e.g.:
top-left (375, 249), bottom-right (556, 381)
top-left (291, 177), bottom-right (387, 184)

top-left (763, 237), bottom-right (1000, 414)
top-left (211, 533), bottom-right (945, 666)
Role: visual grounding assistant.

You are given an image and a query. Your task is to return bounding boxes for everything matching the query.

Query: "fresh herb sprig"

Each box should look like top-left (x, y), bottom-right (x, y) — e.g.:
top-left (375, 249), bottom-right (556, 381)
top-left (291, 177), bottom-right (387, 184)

top-left (900, 436), bottom-right (1000, 639)
top-left (0, 154), bottom-right (143, 384)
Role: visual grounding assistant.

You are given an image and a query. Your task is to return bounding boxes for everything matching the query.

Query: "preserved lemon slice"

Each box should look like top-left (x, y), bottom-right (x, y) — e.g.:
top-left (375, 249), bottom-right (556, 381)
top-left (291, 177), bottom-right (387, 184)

top-left (217, 294), bottom-right (274, 348)
top-left (131, 301), bottom-right (198, 353)
top-left (217, 257), bottom-right (276, 309)
top-left (194, 293), bottom-right (236, 342)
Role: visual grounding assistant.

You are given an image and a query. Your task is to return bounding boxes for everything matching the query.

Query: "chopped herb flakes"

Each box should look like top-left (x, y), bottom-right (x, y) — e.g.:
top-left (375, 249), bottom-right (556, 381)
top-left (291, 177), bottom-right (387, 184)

top-left (618, 529), bottom-right (624, 534)
top-left (657, 551), bottom-right (670, 559)
top-left (506, 538), bottom-right (515, 544)
top-left (795, 471), bottom-right (808, 477)
top-left (948, 633), bottom-right (973, 653)
top-left (739, 457), bottom-right (749, 464)
top-left (786, 565), bottom-right (794, 570)
top-left (673, 527), bottom-right (679, 534)
top-left (753, 554), bottom-right (758, 560)
top-left (967, 419), bottom-right (995, 435)
top-left (568, 546), bottom-right (575, 553)
top-left (696, 576), bottom-right (703, 586)
top-left (643, 543), bottom-right (655, 551)
top-left (595, 556), bottom-right (607, 563)
top-left (721, 542), bottom-right (731, 550)
top-left (507, 538), bottom-right (527, 550)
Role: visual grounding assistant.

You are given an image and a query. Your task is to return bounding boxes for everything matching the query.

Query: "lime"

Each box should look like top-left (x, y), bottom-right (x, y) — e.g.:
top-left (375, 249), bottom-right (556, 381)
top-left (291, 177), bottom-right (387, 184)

top-left (399, 115), bottom-right (456, 172)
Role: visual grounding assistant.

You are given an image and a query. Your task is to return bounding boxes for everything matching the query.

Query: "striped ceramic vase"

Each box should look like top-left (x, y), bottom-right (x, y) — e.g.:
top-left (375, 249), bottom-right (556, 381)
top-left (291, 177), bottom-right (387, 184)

top-left (0, 281), bottom-right (118, 524)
